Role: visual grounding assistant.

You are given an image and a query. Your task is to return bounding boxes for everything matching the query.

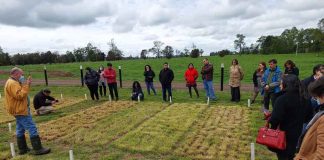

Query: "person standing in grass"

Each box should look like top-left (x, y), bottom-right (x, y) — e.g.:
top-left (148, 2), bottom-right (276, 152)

top-left (229, 59), bottom-right (244, 102)
top-left (144, 65), bottom-right (157, 95)
top-left (295, 77), bottom-right (324, 160)
top-left (201, 58), bottom-right (217, 101)
top-left (98, 65), bottom-right (107, 97)
top-left (302, 64), bottom-right (324, 113)
top-left (159, 62), bottom-right (174, 102)
top-left (184, 63), bottom-right (199, 98)
top-left (261, 59), bottom-right (282, 111)
top-left (284, 60), bottom-right (299, 77)
top-left (251, 62), bottom-right (267, 104)
top-left (84, 67), bottom-right (100, 101)
top-left (269, 74), bottom-right (312, 160)
top-left (4, 67), bottom-right (50, 155)
top-left (104, 63), bottom-right (119, 101)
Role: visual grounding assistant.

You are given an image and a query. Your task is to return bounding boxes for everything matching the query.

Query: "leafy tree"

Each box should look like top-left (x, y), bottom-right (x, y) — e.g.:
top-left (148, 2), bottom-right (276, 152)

top-left (107, 39), bottom-right (123, 61)
top-left (140, 49), bottom-right (148, 59)
top-left (234, 34), bottom-right (246, 54)
top-left (162, 45), bottom-right (174, 59)
top-left (318, 18), bottom-right (324, 33)
top-left (149, 41), bottom-right (164, 58)
top-left (190, 49), bottom-right (200, 58)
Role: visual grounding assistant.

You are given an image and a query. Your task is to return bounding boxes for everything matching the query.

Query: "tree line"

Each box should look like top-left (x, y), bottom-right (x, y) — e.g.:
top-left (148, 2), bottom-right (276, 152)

top-left (0, 18), bottom-right (323, 66)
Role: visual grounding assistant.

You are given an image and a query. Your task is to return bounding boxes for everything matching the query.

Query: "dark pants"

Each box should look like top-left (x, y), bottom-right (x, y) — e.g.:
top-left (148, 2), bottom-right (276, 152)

top-left (188, 85), bottom-right (199, 98)
top-left (162, 84), bottom-right (172, 101)
top-left (108, 82), bottom-right (118, 100)
top-left (230, 87), bottom-right (240, 102)
top-left (145, 81), bottom-right (156, 95)
top-left (99, 82), bottom-right (107, 97)
top-left (264, 92), bottom-right (280, 110)
top-left (87, 84), bottom-right (99, 100)
top-left (276, 153), bottom-right (294, 160)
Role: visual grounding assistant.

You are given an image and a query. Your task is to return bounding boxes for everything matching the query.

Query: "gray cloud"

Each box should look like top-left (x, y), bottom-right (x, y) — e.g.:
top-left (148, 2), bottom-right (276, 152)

top-left (0, 0), bottom-right (114, 28)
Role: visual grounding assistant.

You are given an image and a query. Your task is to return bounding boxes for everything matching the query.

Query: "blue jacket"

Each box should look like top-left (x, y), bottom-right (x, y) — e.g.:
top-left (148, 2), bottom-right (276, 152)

top-left (261, 66), bottom-right (282, 94)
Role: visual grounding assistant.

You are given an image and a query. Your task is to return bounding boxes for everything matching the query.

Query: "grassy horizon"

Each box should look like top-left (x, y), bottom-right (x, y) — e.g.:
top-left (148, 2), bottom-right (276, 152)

top-left (0, 53), bottom-right (323, 84)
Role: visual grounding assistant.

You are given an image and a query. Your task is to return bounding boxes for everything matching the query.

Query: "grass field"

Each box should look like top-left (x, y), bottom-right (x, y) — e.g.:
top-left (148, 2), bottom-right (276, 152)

top-left (0, 85), bottom-right (278, 160)
top-left (0, 53), bottom-right (323, 83)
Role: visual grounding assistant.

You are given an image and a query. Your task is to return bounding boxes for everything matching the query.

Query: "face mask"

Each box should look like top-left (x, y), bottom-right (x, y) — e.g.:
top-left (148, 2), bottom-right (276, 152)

top-left (19, 76), bottom-right (25, 83)
top-left (316, 99), bottom-right (321, 105)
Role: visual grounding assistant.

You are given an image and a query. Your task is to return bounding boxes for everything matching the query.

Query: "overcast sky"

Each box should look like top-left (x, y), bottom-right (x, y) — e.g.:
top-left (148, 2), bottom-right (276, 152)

top-left (0, 0), bottom-right (323, 56)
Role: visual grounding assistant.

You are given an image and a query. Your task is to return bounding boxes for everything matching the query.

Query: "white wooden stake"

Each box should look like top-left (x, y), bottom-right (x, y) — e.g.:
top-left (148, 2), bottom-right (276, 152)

top-left (69, 149), bottom-right (74, 160)
top-left (137, 95), bottom-right (140, 102)
top-left (248, 99), bottom-right (251, 107)
top-left (61, 93), bottom-right (63, 100)
top-left (251, 143), bottom-right (255, 160)
top-left (108, 95), bottom-right (112, 102)
top-left (0, 93), bottom-right (2, 99)
top-left (169, 96), bottom-right (172, 104)
top-left (10, 142), bottom-right (15, 157)
top-left (207, 97), bottom-right (210, 106)
top-left (84, 94), bottom-right (87, 100)
top-left (8, 123), bottom-right (12, 132)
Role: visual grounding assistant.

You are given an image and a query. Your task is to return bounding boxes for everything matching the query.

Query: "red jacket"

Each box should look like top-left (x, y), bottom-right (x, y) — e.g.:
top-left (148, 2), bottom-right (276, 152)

top-left (185, 68), bottom-right (198, 85)
top-left (103, 68), bottom-right (117, 84)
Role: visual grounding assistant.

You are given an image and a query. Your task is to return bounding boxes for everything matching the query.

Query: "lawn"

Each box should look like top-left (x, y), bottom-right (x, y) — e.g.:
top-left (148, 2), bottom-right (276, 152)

top-left (0, 53), bottom-right (323, 84)
top-left (0, 85), bottom-right (277, 160)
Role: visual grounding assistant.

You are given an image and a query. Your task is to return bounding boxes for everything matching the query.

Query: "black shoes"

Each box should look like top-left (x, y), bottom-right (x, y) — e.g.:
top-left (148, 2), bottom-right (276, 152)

top-left (30, 135), bottom-right (51, 155)
top-left (17, 135), bottom-right (30, 155)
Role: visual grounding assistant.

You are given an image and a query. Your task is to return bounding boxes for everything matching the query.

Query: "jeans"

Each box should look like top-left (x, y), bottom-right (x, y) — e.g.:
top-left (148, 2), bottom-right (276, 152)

top-left (203, 80), bottom-right (216, 99)
top-left (99, 82), bottom-right (107, 97)
top-left (161, 84), bottom-right (172, 101)
top-left (145, 81), bottom-right (156, 95)
top-left (15, 109), bottom-right (38, 138)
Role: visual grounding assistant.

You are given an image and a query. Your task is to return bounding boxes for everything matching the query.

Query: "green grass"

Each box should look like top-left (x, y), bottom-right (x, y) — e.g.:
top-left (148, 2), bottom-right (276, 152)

top-left (0, 85), bottom-right (277, 159)
top-left (0, 53), bottom-right (323, 83)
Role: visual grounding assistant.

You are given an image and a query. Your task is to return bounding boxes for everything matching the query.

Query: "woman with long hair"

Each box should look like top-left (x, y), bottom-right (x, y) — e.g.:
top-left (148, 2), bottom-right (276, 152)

top-left (284, 60), bottom-right (299, 77)
top-left (229, 59), bottom-right (244, 102)
top-left (184, 63), bottom-right (199, 98)
top-left (131, 81), bottom-right (144, 101)
top-left (269, 74), bottom-right (313, 160)
top-left (144, 65), bottom-right (157, 95)
top-left (251, 62), bottom-right (267, 104)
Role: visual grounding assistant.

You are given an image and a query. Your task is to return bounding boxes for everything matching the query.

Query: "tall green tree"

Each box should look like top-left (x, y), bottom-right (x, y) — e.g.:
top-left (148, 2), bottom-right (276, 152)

top-left (149, 41), bottom-right (164, 58)
top-left (234, 34), bottom-right (246, 54)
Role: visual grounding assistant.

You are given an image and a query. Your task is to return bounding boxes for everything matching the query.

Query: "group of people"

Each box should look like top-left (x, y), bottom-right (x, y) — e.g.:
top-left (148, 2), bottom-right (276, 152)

top-left (83, 58), bottom-right (219, 102)
top-left (246, 59), bottom-right (323, 160)
top-left (3, 60), bottom-right (324, 159)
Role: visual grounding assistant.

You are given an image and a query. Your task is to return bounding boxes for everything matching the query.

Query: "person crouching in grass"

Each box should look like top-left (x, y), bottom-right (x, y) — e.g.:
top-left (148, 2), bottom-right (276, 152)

top-left (33, 88), bottom-right (58, 115)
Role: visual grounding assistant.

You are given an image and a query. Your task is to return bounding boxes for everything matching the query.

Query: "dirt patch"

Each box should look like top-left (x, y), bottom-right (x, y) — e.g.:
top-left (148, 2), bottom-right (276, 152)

top-left (0, 70), bottom-right (9, 75)
top-left (47, 71), bottom-right (74, 77)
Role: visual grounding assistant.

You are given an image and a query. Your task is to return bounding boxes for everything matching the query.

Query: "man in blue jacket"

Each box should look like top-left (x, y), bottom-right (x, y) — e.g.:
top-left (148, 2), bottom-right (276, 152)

top-left (262, 59), bottom-right (282, 111)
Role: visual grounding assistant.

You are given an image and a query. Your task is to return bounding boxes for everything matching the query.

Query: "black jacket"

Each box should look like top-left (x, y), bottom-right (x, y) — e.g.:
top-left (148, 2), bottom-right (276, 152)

top-left (144, 70), bottom-right (155, 82)
top-left (159, 68), bottom-right (174, 85)
top-left (132, 87), bottom-right (144, 100)
top-left (301, 75), bottom-right (316, 99)
top-left (269, 92), bottom-right (313, 156)
top-left (252, 70), bottom-right (258, 87)
top-left (33, 91), bottom-right (55, 110)
top-left (84, 69), bottom-right (100, 86)
top-left (285, 67), bottom-right (299, 77)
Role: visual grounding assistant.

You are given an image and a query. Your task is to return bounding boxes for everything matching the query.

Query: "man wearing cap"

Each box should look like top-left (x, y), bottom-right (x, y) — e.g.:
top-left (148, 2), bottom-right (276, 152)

top-left (33, 88), bottom-right (58, 115)
top-left (4, 67), bottom-right (50, 155)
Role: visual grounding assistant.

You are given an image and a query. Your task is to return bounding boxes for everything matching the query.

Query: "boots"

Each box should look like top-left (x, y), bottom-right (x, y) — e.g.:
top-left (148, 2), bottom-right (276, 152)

top-left (30, 135), bottom-right (51, 155)
top-left (17, 135), bottom-right (30, 155)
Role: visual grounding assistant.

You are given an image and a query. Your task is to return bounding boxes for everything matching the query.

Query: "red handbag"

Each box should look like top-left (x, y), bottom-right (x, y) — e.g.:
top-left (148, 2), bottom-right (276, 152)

top-left (256, 121), bottom-right (286, 150)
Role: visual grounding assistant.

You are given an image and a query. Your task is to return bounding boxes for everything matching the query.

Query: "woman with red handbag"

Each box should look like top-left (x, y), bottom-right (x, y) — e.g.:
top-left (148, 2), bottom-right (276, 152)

top-left (295, 77), bottom-right (324, 160)
top-left (269, 74), bottom-right (313, 160)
